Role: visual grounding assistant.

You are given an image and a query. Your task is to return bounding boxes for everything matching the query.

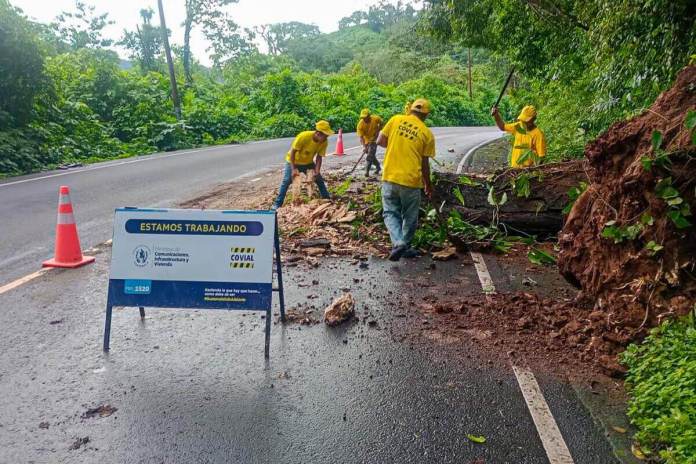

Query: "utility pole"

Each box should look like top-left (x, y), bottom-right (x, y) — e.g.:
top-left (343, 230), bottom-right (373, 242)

top-left (467, 48), bottom-right (473, 100)
top-left (157, 0), bottom-right (182, 120)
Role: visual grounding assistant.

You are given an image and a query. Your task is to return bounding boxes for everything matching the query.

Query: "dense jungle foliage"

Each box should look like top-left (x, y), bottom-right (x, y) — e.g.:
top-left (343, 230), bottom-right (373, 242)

top-left (424, 0), bottom-right (696, 157)
top-left (1, 0), bottom-right (694, 176)
top-left (0, 0), bottom-right (505, 177)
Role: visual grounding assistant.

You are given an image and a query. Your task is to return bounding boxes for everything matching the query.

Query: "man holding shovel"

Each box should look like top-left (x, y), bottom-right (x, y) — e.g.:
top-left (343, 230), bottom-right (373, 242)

top-left (377, 98), bottom-right (435, 261)
top-left (357, 108), bottom-right (383, 176)
top-left (491, 105), bottom-right (547, 168)
top-left (272, 120), bottom-right (334, 209)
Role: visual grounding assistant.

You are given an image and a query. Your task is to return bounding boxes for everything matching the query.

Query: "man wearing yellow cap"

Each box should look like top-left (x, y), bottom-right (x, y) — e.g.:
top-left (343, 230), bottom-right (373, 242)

top-left (272, 120), bottom-right (334, 209)
top-left (376, 98), bottom-right (436, 261)
top-left (357, 108), bottom-right (383, 176)
top-left (491, 105), bottom-right (547, 168)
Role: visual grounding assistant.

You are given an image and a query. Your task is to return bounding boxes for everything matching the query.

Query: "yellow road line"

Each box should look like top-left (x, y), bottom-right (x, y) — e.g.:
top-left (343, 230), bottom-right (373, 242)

top-left (0, 269), bottom-right (51, 296)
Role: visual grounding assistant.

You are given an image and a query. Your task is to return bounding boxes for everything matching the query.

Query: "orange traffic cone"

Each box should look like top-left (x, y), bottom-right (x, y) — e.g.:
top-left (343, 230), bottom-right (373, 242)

top-left (334, 128), bottom-right (345, 156)
top-left (42, 186), bottom-right (95, 268)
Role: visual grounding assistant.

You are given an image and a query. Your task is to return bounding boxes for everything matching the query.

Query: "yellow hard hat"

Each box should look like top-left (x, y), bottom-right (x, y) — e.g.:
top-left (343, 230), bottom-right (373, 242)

top-left (360, 108), bottom-right (370, 118)
top-left (410, 98), bottom-right (431, 115)
top-left (517, 105), bottom-right (537, 122)
top-left (315, 120), bottom-right (334, 136)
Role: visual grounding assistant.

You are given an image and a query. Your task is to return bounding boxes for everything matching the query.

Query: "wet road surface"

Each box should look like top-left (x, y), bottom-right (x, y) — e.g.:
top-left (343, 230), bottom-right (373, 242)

top-left (0, 251), bottom-right (618, 463)
top-left (0, 126), bottom-right (622, 463)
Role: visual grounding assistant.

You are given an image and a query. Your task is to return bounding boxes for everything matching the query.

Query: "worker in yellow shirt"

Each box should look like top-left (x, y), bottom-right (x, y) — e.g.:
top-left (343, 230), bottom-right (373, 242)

top-left (491, 105), bottom-right (547, 168)
top-left (357, 108), bottom-right (383, 176)
top-left (272, 120), bottom-right (334, 209)
top-left (376, 98), bottom-right (435, 261)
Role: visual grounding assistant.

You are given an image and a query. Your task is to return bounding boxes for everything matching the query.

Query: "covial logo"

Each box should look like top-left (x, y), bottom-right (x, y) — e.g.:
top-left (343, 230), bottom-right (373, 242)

top-left (133, 245), bottom-right (150, 267)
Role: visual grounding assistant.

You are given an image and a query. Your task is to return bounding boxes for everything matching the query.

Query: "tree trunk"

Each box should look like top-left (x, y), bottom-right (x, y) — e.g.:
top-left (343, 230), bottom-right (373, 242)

top-left (467, 48), bottom-right (472, 99)
top-left (183, 16), bottom-right (193, 86)
top-left (432, 161), bottom-right (587, 237)
top-left (157, 0), bottom-right (181, 120)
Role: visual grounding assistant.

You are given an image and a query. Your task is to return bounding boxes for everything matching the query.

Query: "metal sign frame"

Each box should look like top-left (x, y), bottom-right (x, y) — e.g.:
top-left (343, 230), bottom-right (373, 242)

top-left (102, 208), bottom-right (286, 358)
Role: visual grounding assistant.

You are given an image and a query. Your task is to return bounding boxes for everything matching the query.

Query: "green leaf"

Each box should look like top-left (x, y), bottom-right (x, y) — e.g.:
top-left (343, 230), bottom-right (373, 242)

top-left (667, 210), bottom-right (692, 229)
top-left (686, 109), bottom-right (696, 130)
top-left (640, 213), bottom-right (654, 226)
top-left (466, 434), bottom-right (487, 444)
top-left (512, 174), bottom-right (531, 198)
top-left (453, 187), bottom-right (466, 206)
top-left (487, 186), bottom-right (496, 206)
top-left (651, 130), bottom-right (663, 152)
top-left (528, 248), bottom-right (557, 265)
top-left (624, 224), bottom-right (643, 240)
top-left (458, 175), bottom-right (480, 187)
top-left (644, 240), bottom-right (663, 256)
top-left (666, 196), bottom-right (683, 206)
top-left (516, 150), bottom-right (532, 165)
top-left (640, 156), bottom-right (653, 171)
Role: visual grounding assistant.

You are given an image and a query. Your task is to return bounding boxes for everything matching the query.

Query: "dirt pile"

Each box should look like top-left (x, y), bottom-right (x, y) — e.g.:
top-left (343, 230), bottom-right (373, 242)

top-left (559, 65), bottom-right (696, 331)
top-left (415, 292), bottom-right (634, 378)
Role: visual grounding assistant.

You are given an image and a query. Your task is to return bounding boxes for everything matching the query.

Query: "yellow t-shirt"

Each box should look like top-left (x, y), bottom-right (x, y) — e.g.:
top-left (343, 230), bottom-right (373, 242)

top-left (285, 131), bottom-right (328, 165)
top-left (380, 114), bottom-right (435, 189)
top-left (357, 115), bottom-right (383, 143)
top-left (504, 122), bottom-right (547, 168)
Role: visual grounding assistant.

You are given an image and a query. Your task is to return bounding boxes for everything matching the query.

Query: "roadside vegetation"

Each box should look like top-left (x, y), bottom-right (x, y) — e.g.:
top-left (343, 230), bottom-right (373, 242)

top-left (424, 0), bottom-right (696, 159)
top-left (0, 0), bottom-right (506, 177)
top-left (622, 314), bottom-right (696, 463)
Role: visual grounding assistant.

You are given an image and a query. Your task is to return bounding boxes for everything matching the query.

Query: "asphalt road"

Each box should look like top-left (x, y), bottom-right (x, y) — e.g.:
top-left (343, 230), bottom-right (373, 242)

top-left (0, 127), bottom-right (500, 284)
top-left (0, 253), bottom-right (618, 464)
top-left (0, 126), bottom-right (625, 463)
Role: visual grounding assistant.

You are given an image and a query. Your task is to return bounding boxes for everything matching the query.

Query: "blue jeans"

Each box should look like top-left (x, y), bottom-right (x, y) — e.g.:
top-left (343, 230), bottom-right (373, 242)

top-left (381, 181), bottom-right (421, 248)
top-left (273, 162), bottom-right (330, 208)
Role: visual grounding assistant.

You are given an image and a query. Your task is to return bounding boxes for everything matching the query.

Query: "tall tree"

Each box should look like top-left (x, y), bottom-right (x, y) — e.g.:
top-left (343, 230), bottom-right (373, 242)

top-left (119, 8), bottom-right (163, 74)
top-left (156, 0), bottom-right (181, 120)
top-left (52, 1), bottom-right (114, 50)
top-left (255, 22), bottom-right (320, 55)
top-left (202, 17), bottom-right (257, 68)
top-left (0, 0), bottom-right (47, 128)
top-left (182, 0), bottom-right (238, 84)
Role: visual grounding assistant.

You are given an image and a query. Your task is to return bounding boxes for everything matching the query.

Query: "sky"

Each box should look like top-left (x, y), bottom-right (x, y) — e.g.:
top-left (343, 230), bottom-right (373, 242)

top-left (11, 0), bottom-right (403, 65)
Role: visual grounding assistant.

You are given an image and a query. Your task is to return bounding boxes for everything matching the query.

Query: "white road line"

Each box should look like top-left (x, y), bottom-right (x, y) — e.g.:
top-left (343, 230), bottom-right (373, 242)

top-left (470, 251), bottom-right (496, 294)
top-left (0, 269), bottom-right (51, 296)
top-left (456, 135), bottom-right (503, 174)
top-left (513, 366), bottom-right (576, 464)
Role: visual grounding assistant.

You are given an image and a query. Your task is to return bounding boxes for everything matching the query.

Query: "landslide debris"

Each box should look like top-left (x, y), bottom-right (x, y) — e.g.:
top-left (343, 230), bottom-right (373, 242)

top-left (559, 65), bottom-right (696, 331)
top-left (412, 291), bottom-right (632, 379)
top-left (277, 173), bottom-right (390, 260)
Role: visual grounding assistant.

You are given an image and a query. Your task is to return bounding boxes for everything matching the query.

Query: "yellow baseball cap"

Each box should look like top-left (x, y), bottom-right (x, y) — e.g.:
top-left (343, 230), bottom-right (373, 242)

top-left (315, 120), bottom-right (334, 135)
top-left (360, 108), bottom-right (370, 118)
top-left (517, 105), bottom-right (537, 122)
top-left (411, 98), bottom-right (431, 115)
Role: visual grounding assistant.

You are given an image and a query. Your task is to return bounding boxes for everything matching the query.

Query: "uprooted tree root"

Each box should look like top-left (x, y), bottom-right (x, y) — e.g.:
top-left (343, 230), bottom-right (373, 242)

top-left (559, 65), bottom-right (696, 334)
